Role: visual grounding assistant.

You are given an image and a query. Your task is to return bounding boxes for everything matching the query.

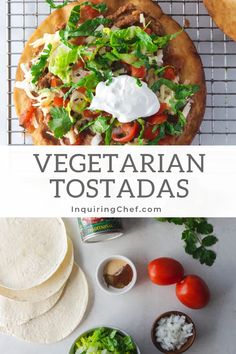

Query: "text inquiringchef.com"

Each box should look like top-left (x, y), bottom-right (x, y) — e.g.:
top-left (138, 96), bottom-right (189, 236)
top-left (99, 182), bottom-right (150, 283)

top-left (71, 205), bottom-right (162, 215)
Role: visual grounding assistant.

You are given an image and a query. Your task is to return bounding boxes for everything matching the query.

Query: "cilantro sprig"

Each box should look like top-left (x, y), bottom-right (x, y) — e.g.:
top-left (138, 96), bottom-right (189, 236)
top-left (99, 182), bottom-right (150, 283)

top-left (31, 44), bottom-right (52, 84)
top-left (60, 2), bottom-right (109, 42)
top-left (48, 106), bottom-right (73, 138)
top-left (45, 0), bottom-right (68, 9)
top-left (158, 218), bottom-right (218, 266)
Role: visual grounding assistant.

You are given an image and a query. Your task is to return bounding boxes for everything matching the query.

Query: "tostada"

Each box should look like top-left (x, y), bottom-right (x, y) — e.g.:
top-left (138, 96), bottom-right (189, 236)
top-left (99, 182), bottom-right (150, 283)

top-left (14, 0), bottom-right (206, 145)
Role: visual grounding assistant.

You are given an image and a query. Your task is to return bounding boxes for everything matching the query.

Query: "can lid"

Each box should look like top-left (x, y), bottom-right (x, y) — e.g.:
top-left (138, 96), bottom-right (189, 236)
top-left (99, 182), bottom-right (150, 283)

top-left (84, 231), bottom-right (124, 243)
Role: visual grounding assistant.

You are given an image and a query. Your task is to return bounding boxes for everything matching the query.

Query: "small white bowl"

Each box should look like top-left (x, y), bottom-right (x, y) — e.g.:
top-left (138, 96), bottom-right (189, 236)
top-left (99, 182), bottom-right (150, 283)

top-left (96, 255), bottom-right (137, 295)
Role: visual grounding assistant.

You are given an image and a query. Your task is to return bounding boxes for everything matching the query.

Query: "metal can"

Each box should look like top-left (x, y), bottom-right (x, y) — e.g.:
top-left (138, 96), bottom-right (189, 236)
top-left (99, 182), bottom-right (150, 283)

top-left (78, 218), bottom-right (124, 243)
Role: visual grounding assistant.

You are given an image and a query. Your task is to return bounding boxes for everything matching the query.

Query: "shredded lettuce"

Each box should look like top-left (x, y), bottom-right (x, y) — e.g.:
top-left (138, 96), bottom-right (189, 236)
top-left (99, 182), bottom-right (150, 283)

top-left (48, 45), bottom-right (79, 83)
top-left (153, 30), bottom-right (183, 48)
top-left (90, 116), bottom-right (110, 134)
top-left (74, 328), bottom-right (137, 353)
top-left (31, 44), bottom-right (52, 84)
top-left (152, 78), bottom-right (199, 113)
top-left (110, 26), bottom-right (157, 53)
top-left (45, 0), bottom-right (68, 9)
top-left (137, 118), bottom-right (145, 145)
top-left (60, 2), bottom-right (109, 42)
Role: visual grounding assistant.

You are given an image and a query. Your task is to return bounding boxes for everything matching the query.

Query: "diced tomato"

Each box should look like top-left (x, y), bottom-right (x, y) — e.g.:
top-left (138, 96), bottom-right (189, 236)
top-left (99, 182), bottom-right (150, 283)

top-left (77, 87), bottom-right (86, 94)
top-left (19, 104), bottom-right (36, 130)
top-left (74, 134), bottom-right (84, 145)
top-left (163, 67), bottom-right (176, 80)
top-left (158, 102), bottom-right (168, 114)
top-left (83, 109), bottom-right (100, 118)
top-left (147, 113), bottom-right (168, 125)
top-left (112, 121), bottom-right (139, 143)
top-left (81, 5), bottom-right (100, 20)
top-left (144, 27), bottom-right (153, 35)
top-left (51, 76), bottom-right (63, 87)
top-left (131, 65), bottom-right (146, 79)
top-left (53, 96), bottom-right (69, 107)
top-left (73, 60), bottom-right (84, 70)
top-left (144, 125), bottom-right (159, 141)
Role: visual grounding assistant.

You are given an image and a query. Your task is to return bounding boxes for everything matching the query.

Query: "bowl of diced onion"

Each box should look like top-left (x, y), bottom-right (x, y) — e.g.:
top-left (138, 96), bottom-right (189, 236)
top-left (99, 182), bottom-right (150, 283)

top-left (151, 311), bottom-right (196, 353)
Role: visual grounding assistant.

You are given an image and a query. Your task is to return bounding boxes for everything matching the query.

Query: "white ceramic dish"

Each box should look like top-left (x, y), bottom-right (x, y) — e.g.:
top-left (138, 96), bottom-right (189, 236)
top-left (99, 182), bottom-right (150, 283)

top-left (96, 255), bottom-right (137, 295)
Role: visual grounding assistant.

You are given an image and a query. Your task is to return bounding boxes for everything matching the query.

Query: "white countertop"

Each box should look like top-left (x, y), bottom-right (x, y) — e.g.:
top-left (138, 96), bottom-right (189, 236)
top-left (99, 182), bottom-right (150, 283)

top-left (0, 218), bottom-right (235, 354)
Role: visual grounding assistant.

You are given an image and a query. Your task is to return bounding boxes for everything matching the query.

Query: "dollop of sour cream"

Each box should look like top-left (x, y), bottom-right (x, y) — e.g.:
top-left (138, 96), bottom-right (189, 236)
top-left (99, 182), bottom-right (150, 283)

top-left (89, 75), bottom-right (160, 123)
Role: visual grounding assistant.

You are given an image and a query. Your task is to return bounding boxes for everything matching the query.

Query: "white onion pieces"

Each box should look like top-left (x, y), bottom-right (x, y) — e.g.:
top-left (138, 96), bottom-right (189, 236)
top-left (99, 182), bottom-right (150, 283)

top-left (155, 314), bottom-right (193, 351)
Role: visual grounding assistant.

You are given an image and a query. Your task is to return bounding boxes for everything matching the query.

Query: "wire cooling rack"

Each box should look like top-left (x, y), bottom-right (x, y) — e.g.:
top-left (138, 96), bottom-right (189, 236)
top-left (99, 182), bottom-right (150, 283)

top-left (6, 0), bottom-right (236, 145)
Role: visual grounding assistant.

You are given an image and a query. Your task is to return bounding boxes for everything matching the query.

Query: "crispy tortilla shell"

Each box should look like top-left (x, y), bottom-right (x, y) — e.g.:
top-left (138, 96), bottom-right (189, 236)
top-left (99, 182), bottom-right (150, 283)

top-left (203, 0), bottom-right (236, 41)
top-left (14, 0), bottom-right (206, 145)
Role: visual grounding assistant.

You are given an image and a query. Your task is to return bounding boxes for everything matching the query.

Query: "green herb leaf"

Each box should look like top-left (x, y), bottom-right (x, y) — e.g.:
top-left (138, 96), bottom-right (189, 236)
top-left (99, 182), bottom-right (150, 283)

top-left (45, 0), bottom-right (68, 9)
top-left (137, 118), bottom-right (145, 145)
top-left (31, 44), bottom-right (52, 84)
top-left (157, 218), bottom-right (218, 266)
top-left (151, 78), bottom-right (199, 99)
top-left (78, 120), bottom-right (94, 133)
top-left (148, 124), bottom-right (166, 145)
top-left (48, 106), bottom-right (73, 138)
top-left (202, 235), bottom-right (218, 247)
top-left (152, 30), bottom-right (183, 49)
top-left (69, 18), bottom-right (111, 38)
top-left (67, 2), bottom-right (107, 31)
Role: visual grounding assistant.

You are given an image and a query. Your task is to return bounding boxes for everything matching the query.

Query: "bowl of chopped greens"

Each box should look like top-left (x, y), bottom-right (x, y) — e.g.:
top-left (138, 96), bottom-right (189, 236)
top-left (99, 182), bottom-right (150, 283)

top-left (69, 326), bottom-right (141, 354)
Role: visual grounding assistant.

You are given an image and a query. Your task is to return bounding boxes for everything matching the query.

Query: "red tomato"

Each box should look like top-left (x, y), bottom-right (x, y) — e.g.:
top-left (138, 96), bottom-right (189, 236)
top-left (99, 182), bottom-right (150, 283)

top-left (73, 60), bottom-right (84, 70)
top-left (158, 102), bottom-right (168, 114)
top-left (147, 113), bottom-right (168, 125)
top-left (50, 76), bottom-right (63, 87)
top-left (19, 104), bottom-right (35, 130)
top-left (83, 109), bottom-right (100, 118)
top-left (144, 125), bottom-right (159, 141)
top-left (163, 67), bottom-right (176, 80)
top-left (176, 275), bottom-right (210, 309)
top-left (73, 134), bottom-right (84, 145)
top-left (148, 258), bottom-right (184, 285)
top-left (77, 86), bottom-right (86, 94)
top-left (53, 97), bottom-right (69, 107)
top-left (81, 5), bottom-right (100, 19)
top-left (144, 27), bottom-right (153, 35)
top-left (112, 121), bottom-right (139, 143)
top-left (131, 65), bottom-right (146, 79)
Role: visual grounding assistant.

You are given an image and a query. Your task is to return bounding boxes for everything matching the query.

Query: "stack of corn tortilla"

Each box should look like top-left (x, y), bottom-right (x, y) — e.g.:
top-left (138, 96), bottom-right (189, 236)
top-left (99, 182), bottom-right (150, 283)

top-left (0, 218), bottom-right (88, 344)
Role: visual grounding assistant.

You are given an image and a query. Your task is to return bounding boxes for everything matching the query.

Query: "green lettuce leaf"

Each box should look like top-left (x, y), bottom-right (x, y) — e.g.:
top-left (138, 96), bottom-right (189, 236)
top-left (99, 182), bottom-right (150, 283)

top-left (137, 118), bottom-right (145, 145)
top-left (75, 327), bottom-right (137, 353)
top-left (110, 26), bottom-right (157, 53)
top-left (90, 116), bottom-right (110, 134)
top-left (152, 30), bottom-right (183, 48)
top-left (45, 0), bottom-right (68, 9)
top-left (68, 18), bottom-right (111, 38)
top-left (48, 45), bottom-right (78, 83)
top-left (31, 44), bottom-right (52, 84)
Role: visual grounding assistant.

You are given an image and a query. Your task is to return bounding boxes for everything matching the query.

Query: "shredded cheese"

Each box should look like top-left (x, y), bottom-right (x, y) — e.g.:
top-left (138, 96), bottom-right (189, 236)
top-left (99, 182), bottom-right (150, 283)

top-left (140, 13), bottom-right (146, 27)
top-left (91, 133), bottom-right (102, 145)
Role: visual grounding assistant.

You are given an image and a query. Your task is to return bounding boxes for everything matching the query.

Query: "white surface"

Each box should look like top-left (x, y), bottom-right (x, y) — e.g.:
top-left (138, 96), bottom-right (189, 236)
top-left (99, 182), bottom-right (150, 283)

top-left (0, 218), bottom-right (235, 354)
